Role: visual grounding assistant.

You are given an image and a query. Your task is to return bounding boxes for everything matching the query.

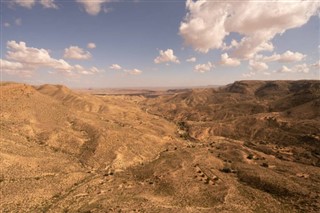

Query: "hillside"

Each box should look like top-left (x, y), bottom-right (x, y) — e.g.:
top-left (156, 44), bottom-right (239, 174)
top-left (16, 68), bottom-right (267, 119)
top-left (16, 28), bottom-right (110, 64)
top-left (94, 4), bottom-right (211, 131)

top-left (1, 81), bottom-right (319, 212)
top-left (144, 80), bottom-right (320, 167)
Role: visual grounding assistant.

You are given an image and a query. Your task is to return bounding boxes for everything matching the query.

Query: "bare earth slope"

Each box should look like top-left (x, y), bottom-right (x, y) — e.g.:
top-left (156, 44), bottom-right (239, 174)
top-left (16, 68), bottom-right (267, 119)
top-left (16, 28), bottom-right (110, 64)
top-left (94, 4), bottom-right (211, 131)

top-left (1, 81), bottom-right (319, 212)
top-left (145, 80), bottom-right (320, 166)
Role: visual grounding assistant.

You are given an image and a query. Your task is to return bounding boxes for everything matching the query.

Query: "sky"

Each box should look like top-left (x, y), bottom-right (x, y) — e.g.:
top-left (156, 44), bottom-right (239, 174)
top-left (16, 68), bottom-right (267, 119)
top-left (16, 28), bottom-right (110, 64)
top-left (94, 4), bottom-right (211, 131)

top-left (1, 0), bottom-right (320, 88)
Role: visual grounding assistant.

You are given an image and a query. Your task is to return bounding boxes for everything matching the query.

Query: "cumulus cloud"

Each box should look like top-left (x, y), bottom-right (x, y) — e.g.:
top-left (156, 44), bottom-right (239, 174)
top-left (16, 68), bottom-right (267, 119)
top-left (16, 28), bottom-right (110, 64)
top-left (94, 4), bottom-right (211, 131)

top-left (64, 46), bottom-right (92, 60)
top-left (1, 40), bottom-right (100, 77)
top-left (277, 64), bottom-right (309, 73)
top-left (186, 57), bottom-right (196, 62)
top-left (15, 18), bottom-right (22, 26)
top-left (292, 64), bottom-right (309, 73)
top-left (194, 62), bottom-right (214, 73)
top-left (76, 0), bottom-right (111, 15)
top-left (242, 71), bottom-right (256, 78)
top-left (11, 0), bottom-right (57, 9)
top-left (310, 60), bottom-right (320, 69)
top-left (0, 59), bottom-right (24, 71)
top-left (263, 51), bottom-right (306, 63)
top-left (109, 64), bottom-right (143, 75)
top-left (74, 65), bottom-right (101, 75)
top-left (249, 60), bottom-right (268, 72)
top-left (180, 0), bottom-right (319, 59)
top-left (222, 40), bottom-right (239, 51)
top-left (220, 53), bottom-right (241, 67)
top-left (3, 41), bottom-right (73, 74)
top-left (87, 42), bottom-right (96, 49)
top-left (109, 64), bottom-right (122, 70)
top-left (0, 59), bottom-right (33, 77)
top-left (3, 19), bottom-right (22, 27)
top-left (39, 0), bottom-right (58, 9)
top-left (126, 68), bottom-right (143, 75)
top-left (11, 0), bottom-right (36, 8)
top-left (277, 65), bottom-right (292, 73)
top-left (154, 49), bottom-right (180, 64)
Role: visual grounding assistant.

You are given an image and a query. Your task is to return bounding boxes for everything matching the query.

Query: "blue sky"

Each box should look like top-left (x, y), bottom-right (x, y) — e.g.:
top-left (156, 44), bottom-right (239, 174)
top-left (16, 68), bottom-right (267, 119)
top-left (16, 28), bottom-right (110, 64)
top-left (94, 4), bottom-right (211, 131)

top-left (1, 0), bottom-right (319, 88)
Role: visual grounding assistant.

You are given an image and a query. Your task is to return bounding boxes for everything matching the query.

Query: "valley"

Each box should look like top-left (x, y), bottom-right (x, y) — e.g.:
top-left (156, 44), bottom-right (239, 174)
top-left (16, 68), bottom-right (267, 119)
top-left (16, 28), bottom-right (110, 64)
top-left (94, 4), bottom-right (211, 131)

top-left (0, 80), bottom-right (319, 212)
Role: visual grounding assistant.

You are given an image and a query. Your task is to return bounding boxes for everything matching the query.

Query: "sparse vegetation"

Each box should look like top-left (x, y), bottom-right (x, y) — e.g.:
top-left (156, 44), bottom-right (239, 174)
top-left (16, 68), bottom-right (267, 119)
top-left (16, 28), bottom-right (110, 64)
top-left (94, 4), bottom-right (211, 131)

top-left (1, 81), bottom-right (320, 212)
top-left (177, 120), bottom-right (190, 140)
top-left (247, 154), bottom-right (254, 160)
top-left (221, 167), bottom-right (232, 173)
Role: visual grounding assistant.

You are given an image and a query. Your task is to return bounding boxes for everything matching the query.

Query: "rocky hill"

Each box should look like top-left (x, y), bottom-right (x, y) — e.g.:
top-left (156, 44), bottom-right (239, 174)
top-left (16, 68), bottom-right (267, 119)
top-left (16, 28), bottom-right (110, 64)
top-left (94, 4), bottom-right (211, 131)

top-left (144, 80), bottom-right (320, 166)
top-left (0, 81), bottom-right (319, 212)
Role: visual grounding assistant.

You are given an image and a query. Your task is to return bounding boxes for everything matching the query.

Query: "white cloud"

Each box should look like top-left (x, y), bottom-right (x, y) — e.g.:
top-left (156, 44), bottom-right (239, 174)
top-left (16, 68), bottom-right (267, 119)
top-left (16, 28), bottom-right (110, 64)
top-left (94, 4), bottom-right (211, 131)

top-left (12, 0), bottom-right (36, 8)
top-left (0, 59), bottom-right (24, 71)
top-left (87, 42), bottom-right (96, 49)
top-left (263, 51), bottom-right (306, 63)
top-left (3, 41), bottom-right (73, 75)
top-left (4, 22), bottom-right (10, 27)
top-left (0, 59), bottom-right (33, 77)
top-left (180, 0), bottom-right (228, 53)
top-left (277, 64), bottom-right (309, 73)
top-left (76, 0), bottom-right (111, 15)
top-left (1, 40), bottom-right (99, 77)
top-left (109, 64), bottom-right (122, 70)
top-left (249, 60), bottom-right (268, 72)
top-left (11, 0), bottom-right (57, 9)
top-left (39, 0), bottom-right (58, 9)
top-left (277, 65), bottom-right (292, 73)
top-left (186, 57), bottom-right (196, 62)
top-left (180, 0), bottom-right (319, 58)
top-left (126, 68), bottom-right (142, 75)
top-left (194, 62), bottom-right (214, 73)
top-left (310, 60), bottom-right (320, 69)
top-left (277, 51), bottom-right (306, 63)
top-left (292, 63), bottom-right (309, 73)
top-left (15, 18), bottom-right (22, 26)
top-left (154, 49), bottom-right (180, 64)
top-left (64, 46), bottom-right (92, 60)
top-left (220, 53), bottom-right (240, 67)
top-left (222, 39), bottom-right (239, 51)
top-left (109, 64), bottom-right (142, 75)
top-left (242, 71), bottom-right (256, 78)
top-left (74, 65), bottom-right (101, 75)
top-left (103, 7), bottom-right (113, 14)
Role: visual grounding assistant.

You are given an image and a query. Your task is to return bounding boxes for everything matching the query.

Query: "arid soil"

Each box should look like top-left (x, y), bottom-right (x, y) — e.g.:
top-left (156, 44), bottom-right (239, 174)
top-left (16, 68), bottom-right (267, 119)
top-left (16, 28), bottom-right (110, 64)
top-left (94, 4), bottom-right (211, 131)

top-left (0, 80), bottom-right (319, 212)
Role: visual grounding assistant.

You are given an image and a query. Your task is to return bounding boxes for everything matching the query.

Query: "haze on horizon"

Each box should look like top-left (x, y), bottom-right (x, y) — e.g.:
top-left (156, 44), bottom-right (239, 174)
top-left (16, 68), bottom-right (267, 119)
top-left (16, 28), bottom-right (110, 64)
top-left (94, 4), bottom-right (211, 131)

top-left (1, 0), bottom-right (320, 88)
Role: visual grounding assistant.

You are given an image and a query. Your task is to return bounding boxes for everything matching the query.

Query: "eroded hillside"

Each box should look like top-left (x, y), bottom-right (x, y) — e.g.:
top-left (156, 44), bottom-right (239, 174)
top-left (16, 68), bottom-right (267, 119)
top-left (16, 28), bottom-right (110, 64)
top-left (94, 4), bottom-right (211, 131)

top-left (1, 81), bottom-right (319, 212)
top-left (144, 80), bottom-right (320, 166)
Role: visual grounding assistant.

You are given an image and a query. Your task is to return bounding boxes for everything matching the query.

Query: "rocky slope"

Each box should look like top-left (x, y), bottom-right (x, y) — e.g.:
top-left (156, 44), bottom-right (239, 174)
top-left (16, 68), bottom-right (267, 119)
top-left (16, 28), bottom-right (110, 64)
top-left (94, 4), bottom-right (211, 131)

top-left (144, 80), bottom-right (320, 166)
top-left (0, 81), bottom-right (319, 212)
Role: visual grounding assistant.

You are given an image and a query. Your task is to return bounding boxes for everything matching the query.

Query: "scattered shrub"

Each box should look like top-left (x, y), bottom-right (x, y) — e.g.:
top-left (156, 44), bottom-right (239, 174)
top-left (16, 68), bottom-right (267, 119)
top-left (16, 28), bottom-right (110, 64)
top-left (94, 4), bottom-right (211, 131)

top-left (247, 154), bottom-right (254, 160)
top-left (221, 167), bottom-right (232, 173)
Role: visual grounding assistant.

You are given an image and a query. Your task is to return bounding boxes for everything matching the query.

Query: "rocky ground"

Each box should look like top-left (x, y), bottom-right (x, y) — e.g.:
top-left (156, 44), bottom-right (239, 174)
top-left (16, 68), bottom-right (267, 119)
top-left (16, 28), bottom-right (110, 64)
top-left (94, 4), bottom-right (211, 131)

top-left (0, 81), bottom-right (319, 212)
